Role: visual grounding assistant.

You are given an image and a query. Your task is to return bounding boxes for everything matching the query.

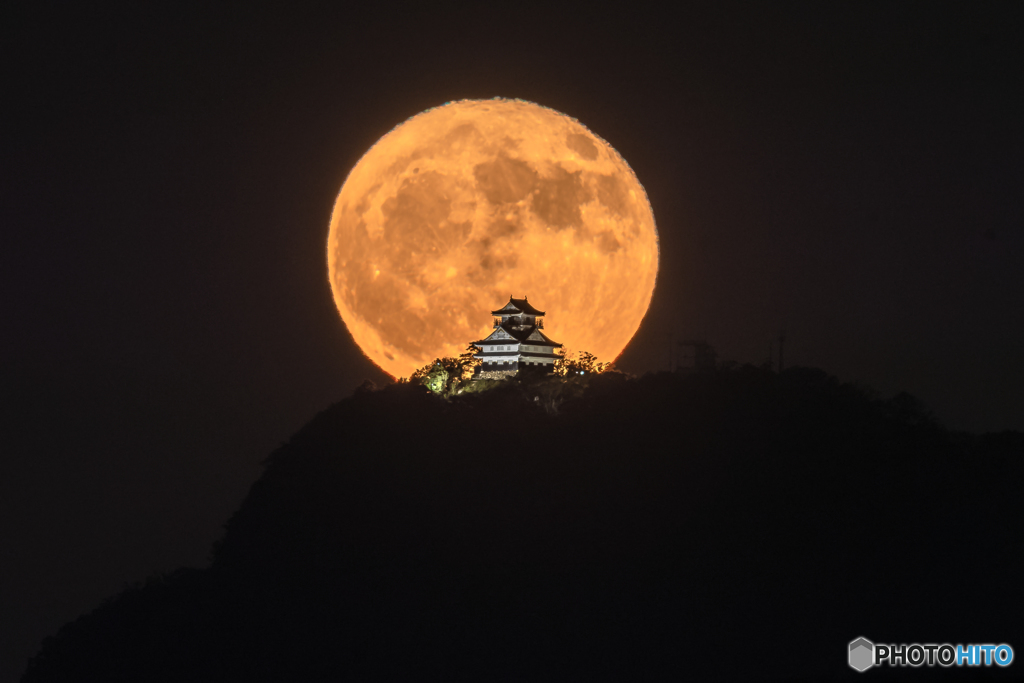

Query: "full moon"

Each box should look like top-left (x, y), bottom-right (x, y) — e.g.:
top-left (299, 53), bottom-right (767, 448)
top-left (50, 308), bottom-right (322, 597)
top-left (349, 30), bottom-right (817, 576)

top-left (327, 98), bottom-right (659, 378)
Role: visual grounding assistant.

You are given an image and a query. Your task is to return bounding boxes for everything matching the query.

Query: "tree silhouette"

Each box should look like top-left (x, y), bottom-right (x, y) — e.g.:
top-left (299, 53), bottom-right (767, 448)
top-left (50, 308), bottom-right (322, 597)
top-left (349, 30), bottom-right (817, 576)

top-left (554, 348), bottom-right (610, 376)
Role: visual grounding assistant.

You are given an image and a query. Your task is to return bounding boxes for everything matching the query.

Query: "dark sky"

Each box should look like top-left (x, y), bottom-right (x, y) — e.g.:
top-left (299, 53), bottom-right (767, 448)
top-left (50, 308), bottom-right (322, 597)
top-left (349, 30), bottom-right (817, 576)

top-left (2, 2), bottom-right (1022, 680)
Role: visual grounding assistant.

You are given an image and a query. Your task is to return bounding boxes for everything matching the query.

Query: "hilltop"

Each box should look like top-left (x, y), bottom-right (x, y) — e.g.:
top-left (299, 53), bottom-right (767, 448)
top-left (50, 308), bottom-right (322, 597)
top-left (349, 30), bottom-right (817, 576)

top-left (23, 367), bottom-right (1024, 682)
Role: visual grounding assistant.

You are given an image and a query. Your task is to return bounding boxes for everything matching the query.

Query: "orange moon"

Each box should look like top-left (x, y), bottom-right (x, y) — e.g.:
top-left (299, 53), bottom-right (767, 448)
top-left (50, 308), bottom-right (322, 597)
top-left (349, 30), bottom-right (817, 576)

top-left (327, 98), bottom-right (659, 378)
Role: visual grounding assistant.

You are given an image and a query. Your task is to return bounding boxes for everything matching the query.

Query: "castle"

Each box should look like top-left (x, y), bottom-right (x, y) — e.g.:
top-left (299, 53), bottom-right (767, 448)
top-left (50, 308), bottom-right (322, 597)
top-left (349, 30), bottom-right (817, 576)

top-left (472, 297), bottom-right (562, 378)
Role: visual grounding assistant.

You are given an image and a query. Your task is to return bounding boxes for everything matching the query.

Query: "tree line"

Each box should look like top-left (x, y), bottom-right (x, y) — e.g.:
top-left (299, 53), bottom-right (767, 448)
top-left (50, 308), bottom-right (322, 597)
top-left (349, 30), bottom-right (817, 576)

top-left (405, 346), bottom-right (612, 396)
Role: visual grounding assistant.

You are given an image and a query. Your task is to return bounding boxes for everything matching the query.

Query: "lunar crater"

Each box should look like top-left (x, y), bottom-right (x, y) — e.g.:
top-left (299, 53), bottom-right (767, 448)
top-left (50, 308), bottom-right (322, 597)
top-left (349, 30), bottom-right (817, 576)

top-left (473, 154), bottom-right (538, 205)
top-left (531, 165), bottom-right (589, 229)
top-left (566, 132), bottom-right (599, 160)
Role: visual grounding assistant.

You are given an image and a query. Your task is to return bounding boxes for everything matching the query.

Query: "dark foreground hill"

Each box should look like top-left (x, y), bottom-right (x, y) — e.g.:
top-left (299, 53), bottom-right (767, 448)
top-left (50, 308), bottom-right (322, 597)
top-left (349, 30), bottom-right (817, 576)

top-left (23, 368), bottom-right (1024, 682)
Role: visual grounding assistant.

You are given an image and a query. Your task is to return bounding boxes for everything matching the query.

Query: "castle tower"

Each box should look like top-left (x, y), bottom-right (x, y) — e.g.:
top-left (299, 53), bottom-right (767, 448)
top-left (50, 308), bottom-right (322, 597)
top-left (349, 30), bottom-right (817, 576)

top-left (472, 296), bottom-right (562, 378)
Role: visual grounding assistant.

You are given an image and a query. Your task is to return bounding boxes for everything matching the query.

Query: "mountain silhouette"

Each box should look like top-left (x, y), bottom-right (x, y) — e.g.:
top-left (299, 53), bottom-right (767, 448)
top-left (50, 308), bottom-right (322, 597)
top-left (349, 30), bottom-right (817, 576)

top-left (22, 367), bottom-right (1024, 682)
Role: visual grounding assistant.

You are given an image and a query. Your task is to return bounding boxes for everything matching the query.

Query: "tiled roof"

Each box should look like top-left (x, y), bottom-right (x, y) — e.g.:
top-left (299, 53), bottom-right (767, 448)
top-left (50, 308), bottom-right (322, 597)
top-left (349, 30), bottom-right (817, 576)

top-left (472, 324), bottom-right (561, 347)
top-left (491, 296), bottom-right (545, 316)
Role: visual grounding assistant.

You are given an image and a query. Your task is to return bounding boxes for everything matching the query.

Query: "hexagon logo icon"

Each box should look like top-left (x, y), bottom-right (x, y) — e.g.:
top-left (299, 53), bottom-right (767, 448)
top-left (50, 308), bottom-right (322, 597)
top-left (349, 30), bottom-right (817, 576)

top-left (849, 637), bottom-right (874, 672)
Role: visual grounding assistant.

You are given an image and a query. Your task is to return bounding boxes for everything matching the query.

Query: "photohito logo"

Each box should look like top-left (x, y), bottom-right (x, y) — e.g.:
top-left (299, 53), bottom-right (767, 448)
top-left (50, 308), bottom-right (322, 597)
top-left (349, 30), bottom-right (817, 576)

top-left (849, 638), bottom-right (874, 672)
top-left (848, 637), bottom-right (1014, 672)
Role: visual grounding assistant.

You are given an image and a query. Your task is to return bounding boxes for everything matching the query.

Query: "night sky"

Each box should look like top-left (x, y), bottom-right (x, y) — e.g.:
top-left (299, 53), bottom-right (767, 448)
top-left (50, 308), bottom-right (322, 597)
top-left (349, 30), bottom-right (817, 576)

top-left (3, 3), bottom-right (1023, 680)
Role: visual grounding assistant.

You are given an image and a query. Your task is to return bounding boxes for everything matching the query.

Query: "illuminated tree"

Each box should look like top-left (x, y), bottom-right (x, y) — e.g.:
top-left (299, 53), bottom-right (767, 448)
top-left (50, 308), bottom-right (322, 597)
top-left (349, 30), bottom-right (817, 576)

top-left (410, 362), bottom-right (449, 394)
top-left (410, 345), bottom-right (482, 396)
top-left (554, 349), bottom-right (611, 377)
